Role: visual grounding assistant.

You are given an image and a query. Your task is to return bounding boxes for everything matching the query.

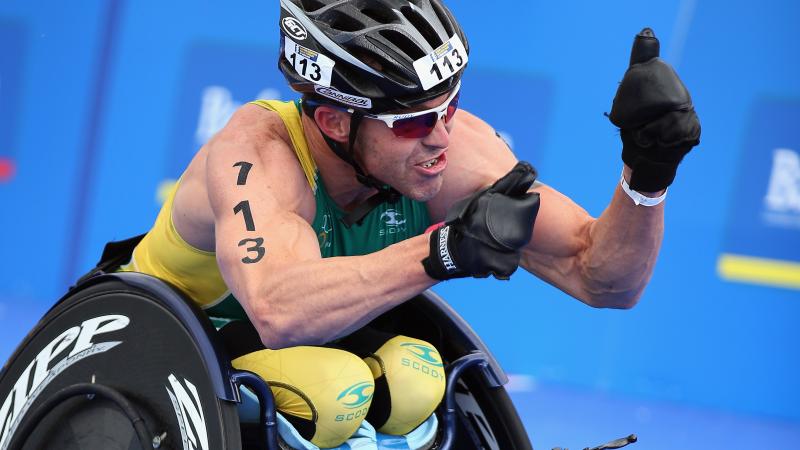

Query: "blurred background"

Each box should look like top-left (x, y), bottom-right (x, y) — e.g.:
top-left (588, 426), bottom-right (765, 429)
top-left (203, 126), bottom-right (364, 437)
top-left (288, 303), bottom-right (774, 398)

top-left (1, 0), bottom-right (798, 448)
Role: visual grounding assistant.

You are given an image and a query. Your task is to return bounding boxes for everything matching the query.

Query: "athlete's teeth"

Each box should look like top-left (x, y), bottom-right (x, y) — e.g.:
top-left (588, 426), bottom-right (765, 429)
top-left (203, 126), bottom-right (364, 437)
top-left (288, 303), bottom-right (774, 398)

top-left (421, 157), bottom-right (437, 168)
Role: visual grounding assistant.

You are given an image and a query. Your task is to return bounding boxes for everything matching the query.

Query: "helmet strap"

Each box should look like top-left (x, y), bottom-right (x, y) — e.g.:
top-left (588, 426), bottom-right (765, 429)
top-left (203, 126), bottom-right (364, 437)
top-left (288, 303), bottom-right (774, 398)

top-left (316, 110), bottom-right (401, 227)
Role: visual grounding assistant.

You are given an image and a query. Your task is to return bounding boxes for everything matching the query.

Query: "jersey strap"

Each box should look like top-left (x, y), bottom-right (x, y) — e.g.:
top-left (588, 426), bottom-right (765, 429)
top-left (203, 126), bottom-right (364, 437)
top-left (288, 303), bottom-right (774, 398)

top-left (250, 99), bottom-right (318, 192)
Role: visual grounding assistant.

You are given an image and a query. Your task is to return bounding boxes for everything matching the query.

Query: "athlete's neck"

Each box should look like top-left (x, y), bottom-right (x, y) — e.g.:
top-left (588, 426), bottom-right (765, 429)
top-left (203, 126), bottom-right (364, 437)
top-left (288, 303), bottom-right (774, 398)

top-left (302, 113), bottom-right (377, 211)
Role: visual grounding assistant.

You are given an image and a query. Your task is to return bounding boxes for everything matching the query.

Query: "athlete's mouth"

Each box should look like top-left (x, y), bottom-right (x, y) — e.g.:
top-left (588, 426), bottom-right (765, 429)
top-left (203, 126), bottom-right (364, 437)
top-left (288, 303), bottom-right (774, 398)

top-left (416, 152), bottom-right (447, 170)
top-left (419, 157), bottom-right (439, 169)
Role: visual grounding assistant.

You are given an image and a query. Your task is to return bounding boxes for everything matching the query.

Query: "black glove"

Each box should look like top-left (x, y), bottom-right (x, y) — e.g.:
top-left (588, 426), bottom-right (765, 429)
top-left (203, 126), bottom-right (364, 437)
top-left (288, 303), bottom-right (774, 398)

top-left (422, 162), bottom-right (541, 281)
top-left (608, 28), bottom-right (701, 192)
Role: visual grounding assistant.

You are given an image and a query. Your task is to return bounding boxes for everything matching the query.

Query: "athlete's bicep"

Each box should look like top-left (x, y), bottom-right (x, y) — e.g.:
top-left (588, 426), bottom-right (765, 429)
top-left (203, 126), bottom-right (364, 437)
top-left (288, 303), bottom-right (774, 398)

top-left (438, 110), bottom-right (597, 299)
top-left (205, 119), bottom-right (321, 318)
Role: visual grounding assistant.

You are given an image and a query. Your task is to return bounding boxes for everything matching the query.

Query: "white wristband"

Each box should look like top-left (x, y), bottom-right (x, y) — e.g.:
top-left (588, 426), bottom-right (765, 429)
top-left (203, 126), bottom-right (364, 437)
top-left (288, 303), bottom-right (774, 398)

top-left (620, 173), bottom-right (667, 206)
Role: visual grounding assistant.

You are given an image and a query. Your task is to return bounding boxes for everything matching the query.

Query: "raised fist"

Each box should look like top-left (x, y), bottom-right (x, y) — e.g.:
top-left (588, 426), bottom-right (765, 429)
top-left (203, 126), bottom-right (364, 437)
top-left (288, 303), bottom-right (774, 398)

top-left (608, 28), bottom-right (701, 192)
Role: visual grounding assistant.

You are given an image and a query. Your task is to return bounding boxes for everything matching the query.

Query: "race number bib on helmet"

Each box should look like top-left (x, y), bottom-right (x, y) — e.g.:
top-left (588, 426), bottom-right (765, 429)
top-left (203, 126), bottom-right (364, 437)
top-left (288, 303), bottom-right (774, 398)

top-left (283, 36), bottom-right (335, 87)
top-left (412, 34), bottom-right (468, 90)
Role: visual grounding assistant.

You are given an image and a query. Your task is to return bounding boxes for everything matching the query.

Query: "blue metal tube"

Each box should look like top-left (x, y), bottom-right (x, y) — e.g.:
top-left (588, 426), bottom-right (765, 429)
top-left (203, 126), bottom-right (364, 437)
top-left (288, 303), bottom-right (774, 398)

top-left (438, 351), bottom-right (490, 450)
top-left (231, 370), bottom-right (279, 450)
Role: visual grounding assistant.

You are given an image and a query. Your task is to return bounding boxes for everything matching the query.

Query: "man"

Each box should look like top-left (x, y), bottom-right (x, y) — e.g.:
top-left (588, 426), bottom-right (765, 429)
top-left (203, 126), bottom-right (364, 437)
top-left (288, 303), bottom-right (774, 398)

top-left (119, 0), bottom-right (700, 448)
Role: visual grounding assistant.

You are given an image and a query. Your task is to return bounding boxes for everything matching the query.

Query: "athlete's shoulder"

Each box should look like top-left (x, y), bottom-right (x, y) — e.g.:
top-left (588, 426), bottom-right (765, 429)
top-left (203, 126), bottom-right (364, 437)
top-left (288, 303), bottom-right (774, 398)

top-left (451, 109), bottom-right (496, 134)
top-left (205, 102), bottom-right (307, 169)
top-left (205, 103), bottom-right (316, 220)
top-left (213, 103), bottom-right (292, 146)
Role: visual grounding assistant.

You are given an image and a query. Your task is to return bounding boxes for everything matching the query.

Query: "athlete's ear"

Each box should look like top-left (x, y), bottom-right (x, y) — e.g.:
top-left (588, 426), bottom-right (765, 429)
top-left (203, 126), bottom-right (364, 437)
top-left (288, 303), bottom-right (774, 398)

top-left (314, 106), bottom-right (350, 143)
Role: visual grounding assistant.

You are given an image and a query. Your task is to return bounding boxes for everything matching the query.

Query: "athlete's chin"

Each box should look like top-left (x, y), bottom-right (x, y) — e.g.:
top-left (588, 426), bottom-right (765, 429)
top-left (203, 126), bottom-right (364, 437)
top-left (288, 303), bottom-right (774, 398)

top-left (403, 175), bottom-right (444, 202)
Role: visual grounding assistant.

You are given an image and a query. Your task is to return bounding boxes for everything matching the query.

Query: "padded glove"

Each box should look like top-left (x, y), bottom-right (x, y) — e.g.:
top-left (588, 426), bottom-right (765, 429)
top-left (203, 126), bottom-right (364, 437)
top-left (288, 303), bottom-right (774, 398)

top-left (608, 28), bottom-right (701, 192)
top-left (422, 162), bottom-right (540, 280)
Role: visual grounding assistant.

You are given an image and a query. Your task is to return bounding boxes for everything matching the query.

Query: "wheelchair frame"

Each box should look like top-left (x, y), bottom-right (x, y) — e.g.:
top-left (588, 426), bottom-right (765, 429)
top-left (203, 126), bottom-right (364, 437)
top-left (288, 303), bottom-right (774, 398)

top-left (0, 271), bottom-right (533, 450)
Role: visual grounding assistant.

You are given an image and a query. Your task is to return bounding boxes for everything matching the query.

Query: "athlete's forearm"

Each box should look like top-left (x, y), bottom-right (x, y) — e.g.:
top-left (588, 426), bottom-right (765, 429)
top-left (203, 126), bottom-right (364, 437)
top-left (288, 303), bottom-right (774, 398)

top-left (252, 234), bottom-right (435, 348)
top-left (579, 165), bottom-right (664, 308)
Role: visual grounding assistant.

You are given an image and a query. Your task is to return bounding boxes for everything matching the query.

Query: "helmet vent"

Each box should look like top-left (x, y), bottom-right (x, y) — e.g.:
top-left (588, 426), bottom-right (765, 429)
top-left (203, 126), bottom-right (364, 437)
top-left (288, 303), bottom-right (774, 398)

top-left (429, 0), bottom-right (455, 38)
top-left (326, 10), bottom-right (366, 32)
top-left (360, 6), bottom-right (398, 25)
top-left (378, 29), bottom-right (426, 61)
top-left (400, 5), bottom-right (443, 49)
top-left (338, 51), bottom-right (387, 95)
top-left (298, 0), bottom-right (326, 13)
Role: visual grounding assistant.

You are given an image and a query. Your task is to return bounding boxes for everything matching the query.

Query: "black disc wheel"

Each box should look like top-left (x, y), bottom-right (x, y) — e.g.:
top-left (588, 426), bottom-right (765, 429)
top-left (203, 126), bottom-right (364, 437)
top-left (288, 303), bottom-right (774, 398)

top-left (0, 273), bottom-right (242, 450)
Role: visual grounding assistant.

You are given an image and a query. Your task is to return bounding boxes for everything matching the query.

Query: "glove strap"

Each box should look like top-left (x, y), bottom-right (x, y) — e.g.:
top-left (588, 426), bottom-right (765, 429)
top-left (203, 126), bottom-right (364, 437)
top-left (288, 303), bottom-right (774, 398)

top-left (620, 172), bottom-right (667, 207)
top-left (422, 225), bottom-right (463, 281)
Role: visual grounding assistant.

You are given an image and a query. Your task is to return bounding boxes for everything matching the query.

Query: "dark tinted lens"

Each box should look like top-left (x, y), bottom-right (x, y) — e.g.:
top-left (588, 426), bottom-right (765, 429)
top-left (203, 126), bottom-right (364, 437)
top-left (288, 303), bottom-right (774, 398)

top-left (392, 112), bottom-right (438, 138)
top-left (445, 92), bottom-right (460, 123)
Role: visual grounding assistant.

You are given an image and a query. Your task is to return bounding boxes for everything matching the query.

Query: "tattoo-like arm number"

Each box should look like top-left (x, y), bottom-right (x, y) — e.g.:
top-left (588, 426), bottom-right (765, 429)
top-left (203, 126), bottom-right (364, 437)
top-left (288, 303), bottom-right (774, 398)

top-left (227, 162), bottom-right (264, 263)
top-left (238, 237), bottom-right (266, 264)
top-left (233, 161), bottom-right (253, 185)
top-left (234, 200), bottom-right (256, 231)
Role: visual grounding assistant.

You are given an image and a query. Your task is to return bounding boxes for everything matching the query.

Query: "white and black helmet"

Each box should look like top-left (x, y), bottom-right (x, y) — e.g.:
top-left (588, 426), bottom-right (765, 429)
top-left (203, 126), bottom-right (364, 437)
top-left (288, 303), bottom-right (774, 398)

top-left (278, 0), bottom-right (469, 113)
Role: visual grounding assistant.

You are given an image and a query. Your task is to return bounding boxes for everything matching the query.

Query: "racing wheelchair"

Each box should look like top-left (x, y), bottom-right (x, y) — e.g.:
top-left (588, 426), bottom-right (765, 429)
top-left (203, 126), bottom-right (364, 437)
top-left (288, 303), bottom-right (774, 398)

top-left (0, 236), bottom-right (533, 450)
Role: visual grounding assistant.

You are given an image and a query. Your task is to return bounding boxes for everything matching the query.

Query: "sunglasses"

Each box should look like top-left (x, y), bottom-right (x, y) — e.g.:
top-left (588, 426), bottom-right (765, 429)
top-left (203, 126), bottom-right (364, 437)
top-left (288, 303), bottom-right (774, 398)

top-left (363, 82), bottom-right (461, 138)
top-left (306, 82), bottom-right (461, 139)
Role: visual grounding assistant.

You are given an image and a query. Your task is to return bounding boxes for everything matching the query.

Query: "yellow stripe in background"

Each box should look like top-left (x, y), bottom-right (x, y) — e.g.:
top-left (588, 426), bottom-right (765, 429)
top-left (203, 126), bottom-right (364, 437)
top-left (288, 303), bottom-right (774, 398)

top-left (717, 253), bottom-right (800, 290)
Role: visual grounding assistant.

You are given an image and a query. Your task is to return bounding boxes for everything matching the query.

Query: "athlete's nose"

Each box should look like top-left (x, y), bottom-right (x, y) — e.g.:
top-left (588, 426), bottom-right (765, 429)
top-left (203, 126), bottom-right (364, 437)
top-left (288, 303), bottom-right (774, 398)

top-left (421, 116), bottom-right (450, 149)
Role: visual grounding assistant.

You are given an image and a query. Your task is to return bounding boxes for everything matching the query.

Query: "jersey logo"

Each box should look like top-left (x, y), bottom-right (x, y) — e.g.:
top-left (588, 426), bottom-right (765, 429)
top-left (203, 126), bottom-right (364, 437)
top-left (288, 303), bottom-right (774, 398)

top-left (380, 209), bottom-right (406, 226)
top-left (318, 213), bottom-right (333, 249)
top-left (379, 209), bottom-right (407, 237)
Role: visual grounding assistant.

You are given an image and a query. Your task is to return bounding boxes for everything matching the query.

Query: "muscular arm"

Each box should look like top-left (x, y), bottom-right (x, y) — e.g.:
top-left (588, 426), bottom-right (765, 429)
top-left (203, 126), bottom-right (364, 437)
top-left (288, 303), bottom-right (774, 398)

top-left (520, 170), bottom-right (662, 308)
top-left (206, 105), bottom-right (435, 349)
top-left (436, 110), bottom-right (663, 308)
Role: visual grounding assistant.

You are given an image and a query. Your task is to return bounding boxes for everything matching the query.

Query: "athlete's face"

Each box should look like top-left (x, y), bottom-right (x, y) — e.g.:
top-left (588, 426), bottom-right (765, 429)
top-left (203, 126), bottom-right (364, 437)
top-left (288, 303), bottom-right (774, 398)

top-left (353, 92), bottom-right (455, 202)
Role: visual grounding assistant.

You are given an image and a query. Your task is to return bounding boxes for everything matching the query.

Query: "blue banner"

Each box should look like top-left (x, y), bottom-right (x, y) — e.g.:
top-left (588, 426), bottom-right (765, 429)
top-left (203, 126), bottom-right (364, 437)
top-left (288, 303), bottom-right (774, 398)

top-left (718, 99), bottom-right (800, 289)
top-left (166, 42), bottom-right (296, 179)
top-left (459, 69), bottom-right (553, 163)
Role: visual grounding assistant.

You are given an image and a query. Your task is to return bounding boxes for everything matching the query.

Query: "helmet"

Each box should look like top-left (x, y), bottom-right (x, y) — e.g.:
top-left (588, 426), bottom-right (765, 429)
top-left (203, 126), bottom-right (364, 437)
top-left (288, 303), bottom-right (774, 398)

top-left (278, 0), bottom-right (469, 113)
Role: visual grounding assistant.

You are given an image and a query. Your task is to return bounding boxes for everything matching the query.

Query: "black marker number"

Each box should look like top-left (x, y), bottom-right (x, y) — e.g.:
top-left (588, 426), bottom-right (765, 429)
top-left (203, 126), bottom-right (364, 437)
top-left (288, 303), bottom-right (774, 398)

top-left (233, 161), bottom-right (253, 185)
top-left (234, 201), bottom-right (256, 231)
top-left (238, 237), bottom-right (266, 264)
